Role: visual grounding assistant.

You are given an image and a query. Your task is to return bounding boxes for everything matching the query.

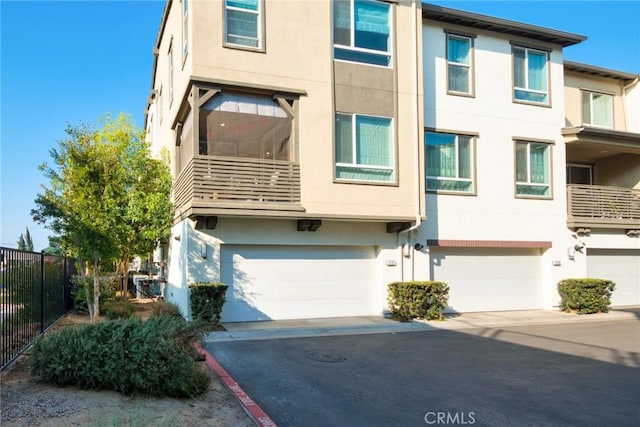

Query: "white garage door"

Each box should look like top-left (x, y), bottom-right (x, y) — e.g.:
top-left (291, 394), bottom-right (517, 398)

top-left (220, 245), bottom-right (378, 322)
top-left (587, 249), bottom-right (640, 307)
top-left (430, 248), bottom-right (543, 313)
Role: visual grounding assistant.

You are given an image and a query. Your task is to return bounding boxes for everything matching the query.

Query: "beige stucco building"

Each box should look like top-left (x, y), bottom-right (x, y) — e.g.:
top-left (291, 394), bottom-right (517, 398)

top-left (146, 1), bottom-right (639, 321)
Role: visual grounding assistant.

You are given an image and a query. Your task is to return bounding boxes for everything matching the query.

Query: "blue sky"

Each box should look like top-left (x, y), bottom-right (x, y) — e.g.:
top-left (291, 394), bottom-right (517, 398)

top-left (1, 1), bottom-right (639, 251)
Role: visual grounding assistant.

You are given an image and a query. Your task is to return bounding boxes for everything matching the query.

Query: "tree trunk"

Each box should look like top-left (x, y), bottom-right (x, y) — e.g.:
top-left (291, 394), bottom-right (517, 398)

top-left (92, 255), bottom-right (100, 324)
top-left (80, 259), bottom-right (95, 322)
top-left (118, 251), bottom-right (130, 301)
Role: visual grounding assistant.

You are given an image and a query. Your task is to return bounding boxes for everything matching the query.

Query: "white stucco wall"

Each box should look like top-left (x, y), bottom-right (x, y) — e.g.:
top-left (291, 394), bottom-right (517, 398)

top-left (420, 20), bottom-right (579, 309)
top-left (165, 217), bottom-right (413, 318)
top-left (623, 79), bottom-right (640, 132)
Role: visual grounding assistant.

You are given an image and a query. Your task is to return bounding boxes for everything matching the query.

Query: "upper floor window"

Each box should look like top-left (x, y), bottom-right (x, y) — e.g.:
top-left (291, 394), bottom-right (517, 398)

top-left (158, 86), bottom-right (163, 124)
top-left (199, 92), bottom-right (293, 161)
top-left (182, 0), bottom-right (188, 60)
top-left (566, 164), bottom-right (592, 185)
top-left (515, 140), bottom-right (552, 198)
top-left (335, 113), bottom-right (394, 183)
top-left (168, 43), bottom-right (174, 104)
top-left (513, 46), bottom-right (549, 105)
top-left (582, 90), bottom-right (613, 128)
top-left (224, 0), bottom-right (263, 50)
top-left (425, 131), bottom-right (475, 194)
top-left (447, 34), bottom-right (473, 95)
top-left (333, 0), bottom-right (391, 67)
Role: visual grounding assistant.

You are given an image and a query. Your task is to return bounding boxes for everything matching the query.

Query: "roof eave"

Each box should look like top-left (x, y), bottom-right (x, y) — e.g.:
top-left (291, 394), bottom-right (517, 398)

top-left (421, 3), bottom-right (587, 47)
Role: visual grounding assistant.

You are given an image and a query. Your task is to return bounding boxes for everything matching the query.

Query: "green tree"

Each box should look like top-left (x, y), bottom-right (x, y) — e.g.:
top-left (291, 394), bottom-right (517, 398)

top-left (32, 113), bottom-right (173, 321)
top-left (17, 234), bottom-right (26, 251)
top-left (43, 236), bottom-right (64, 256)
top-left (24, 227), bottom-right (34, 252)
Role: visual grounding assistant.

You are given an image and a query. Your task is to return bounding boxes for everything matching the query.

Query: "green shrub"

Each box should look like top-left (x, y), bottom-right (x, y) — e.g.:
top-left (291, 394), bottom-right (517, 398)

top-left (558, 278), bottom-right (615, 314)
top-left (103, 300), bottom-right (136, 320)
top-left (30, 316), bottom-right (210, 397)
top-left (388, 281), bottom-right (449, 321)
top-left (150, 301), bottom-right (183, 318)
top-left (189, 282), bottom-right (228, 324)
top-left (71, 275), bottom-right (118, 314)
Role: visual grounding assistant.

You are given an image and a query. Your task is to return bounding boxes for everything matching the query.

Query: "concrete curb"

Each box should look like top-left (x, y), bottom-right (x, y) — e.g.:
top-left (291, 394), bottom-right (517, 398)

top-left (206, 308), bottom-right (640, 343)
top-left (194, 342), bottom-right (277, 427)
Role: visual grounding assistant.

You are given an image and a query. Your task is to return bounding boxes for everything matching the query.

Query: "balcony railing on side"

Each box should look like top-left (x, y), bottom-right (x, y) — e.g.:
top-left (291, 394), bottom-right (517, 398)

top-left (173, 156), bottom-right (301, 215)
top-left (567, 184), bottom-right (640, 229)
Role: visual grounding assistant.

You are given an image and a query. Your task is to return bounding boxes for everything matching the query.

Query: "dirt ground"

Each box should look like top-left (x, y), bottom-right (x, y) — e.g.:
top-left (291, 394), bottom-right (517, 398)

top-left (0, 300), bottom-right (253, 427)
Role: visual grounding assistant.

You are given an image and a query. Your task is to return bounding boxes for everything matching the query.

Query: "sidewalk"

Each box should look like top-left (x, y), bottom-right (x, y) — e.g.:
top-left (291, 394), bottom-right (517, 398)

top-left (205, 306), bottom-right (640, 342)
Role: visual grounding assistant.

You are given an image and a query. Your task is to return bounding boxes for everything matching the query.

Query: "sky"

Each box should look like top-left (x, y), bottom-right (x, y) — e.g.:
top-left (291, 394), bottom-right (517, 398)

top-left (1, 1), bottom-right (639, 251)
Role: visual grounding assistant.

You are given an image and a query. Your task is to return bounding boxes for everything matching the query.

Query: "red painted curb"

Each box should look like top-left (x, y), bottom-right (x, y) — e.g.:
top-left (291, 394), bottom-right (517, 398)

top-left (194, 342), bottom-right (277, 427)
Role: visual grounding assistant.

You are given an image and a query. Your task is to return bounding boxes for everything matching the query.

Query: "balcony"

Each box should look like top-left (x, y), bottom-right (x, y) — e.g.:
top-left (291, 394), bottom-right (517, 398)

top-left (567, 184), bottom-right (640, 229)
top-left (173, 156), bottom-right (302, 219)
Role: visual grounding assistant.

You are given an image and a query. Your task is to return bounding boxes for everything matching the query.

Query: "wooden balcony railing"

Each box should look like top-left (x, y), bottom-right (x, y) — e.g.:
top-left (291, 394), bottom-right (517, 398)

top-left (173, 156), bottom-right (301, 216)
top-left (567, 184), bottom-right (640, 229)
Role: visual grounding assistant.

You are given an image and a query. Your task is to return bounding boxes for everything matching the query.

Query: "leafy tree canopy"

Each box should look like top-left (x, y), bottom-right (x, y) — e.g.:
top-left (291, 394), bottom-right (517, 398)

top-left (32, 113), bottom-right (174, 320)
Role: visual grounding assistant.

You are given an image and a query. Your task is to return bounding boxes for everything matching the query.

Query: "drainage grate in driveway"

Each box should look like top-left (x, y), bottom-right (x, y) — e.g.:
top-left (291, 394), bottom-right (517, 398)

top-left (304, 351), bottom-right (346, 363)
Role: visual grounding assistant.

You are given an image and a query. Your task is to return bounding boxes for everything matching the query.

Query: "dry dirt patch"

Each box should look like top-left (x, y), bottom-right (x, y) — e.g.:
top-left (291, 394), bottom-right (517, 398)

top-left (1, 301), bottom-right (253, 427)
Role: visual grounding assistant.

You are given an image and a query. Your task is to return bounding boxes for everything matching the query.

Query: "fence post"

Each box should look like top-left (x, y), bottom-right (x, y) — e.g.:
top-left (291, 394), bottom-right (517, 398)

top-left (40, 253), bottom-right (45, 334)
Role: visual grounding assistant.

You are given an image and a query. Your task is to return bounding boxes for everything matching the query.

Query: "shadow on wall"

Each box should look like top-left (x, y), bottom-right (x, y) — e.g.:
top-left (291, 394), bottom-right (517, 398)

top-left (219, 249), bottom-right (271, 323)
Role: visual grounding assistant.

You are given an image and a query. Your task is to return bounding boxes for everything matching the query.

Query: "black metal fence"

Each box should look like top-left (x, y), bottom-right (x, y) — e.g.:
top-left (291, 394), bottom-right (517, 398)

top-left (0, 247), bottom-right (75, 370)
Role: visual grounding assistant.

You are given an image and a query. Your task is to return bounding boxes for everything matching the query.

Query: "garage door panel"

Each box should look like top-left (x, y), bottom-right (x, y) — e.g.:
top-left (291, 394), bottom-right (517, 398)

top-left (431, 248), bottom-right (543, 313)
top-left (587, 249), bottom-right (640, 307)
top-left (221, 245), bottom-right (378, 322)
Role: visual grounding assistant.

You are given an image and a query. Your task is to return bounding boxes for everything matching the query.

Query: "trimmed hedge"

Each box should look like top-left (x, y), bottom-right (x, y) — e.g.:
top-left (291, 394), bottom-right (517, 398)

top-left (30, 316), bottom-right (210, 397)
top-left (558, 278), bottom-right (615, 314)
top-left (189, 282), bottom-right (228, 324)
top-left (388, 281), bottom-right (449, 321)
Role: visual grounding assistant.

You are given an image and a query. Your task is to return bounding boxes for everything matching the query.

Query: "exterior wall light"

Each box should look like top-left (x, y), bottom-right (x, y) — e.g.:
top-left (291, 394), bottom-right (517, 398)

top-left (200, 243), bottom-right (207, 259)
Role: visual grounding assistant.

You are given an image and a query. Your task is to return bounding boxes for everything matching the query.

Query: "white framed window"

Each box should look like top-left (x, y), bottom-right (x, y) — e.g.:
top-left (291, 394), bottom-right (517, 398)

top-left (335, 113), bottom-right (395, 183)
top-left (582, 91), bottom-right (613, 128)
top-left (224, 0), bottom-right (263, 50)
top-left (333, 0), bottom-right (392, 67)
top-left (182, 0), bottom-right (188, 61)
top-left (158, 86), bottom-right (163, 125)
top-left (168, 42), bottom-right (174, 104)
top-left (447, 34), bottom-right (473, 95)
top-left (513, 46), bottom-right (549, 104)
top-left (515, 141), bottom-right (552, 198)
top-left (425, 131), bottom-right (475, 193)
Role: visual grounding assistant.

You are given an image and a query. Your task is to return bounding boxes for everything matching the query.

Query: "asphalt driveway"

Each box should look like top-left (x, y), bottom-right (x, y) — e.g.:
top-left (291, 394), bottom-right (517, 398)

top-left (206, 319), bottom-right (640, 427)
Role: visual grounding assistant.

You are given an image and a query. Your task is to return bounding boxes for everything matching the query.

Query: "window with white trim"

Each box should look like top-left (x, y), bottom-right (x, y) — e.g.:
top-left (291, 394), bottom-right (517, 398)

top-left (158, 86), bottom-right (163, 125)
top-left (447, 34), bottom-right (473, 94)
top-left (182, 0), bottom-right (188, 60)
top-left (168, 43), bottom-right (174, 103)
top-left (335, 113), bottom-right (394, 183)
top-left (425, 131), bottom-right (475, 193)
top-left (513, 46), bottom-right (549, 104)
top-left (224, 0), bottom-right (263, 49)
top-left (582, 90), bottom-right (613, 128)
top-left (515, 141), bottom-right (551, 198)
top-left (333, 0), bottom-right (391, 67)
